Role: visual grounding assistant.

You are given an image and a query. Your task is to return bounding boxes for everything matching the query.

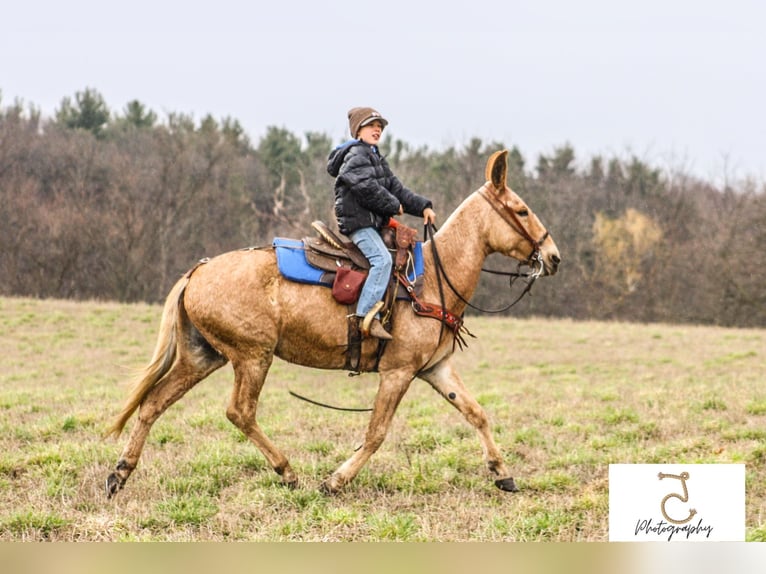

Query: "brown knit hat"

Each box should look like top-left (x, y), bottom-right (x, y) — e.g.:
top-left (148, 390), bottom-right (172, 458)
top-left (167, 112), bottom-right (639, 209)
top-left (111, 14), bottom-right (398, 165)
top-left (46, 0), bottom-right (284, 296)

top-left (348, 107), bottom-right (388, 138)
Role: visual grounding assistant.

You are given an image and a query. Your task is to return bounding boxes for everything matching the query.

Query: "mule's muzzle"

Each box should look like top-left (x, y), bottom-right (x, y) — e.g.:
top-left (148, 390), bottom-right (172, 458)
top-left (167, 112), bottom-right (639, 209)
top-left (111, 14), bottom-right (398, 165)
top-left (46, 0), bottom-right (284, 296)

top-left (546, 253), bottom-right (561, 275)
top-left (533, 250), bottom-right (560, 277)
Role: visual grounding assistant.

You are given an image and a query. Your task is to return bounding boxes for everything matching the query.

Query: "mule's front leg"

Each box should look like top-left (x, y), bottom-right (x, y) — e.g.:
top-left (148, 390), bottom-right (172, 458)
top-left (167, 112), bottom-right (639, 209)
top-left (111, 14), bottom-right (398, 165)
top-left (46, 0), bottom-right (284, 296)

top-left (419, 358), bottom-right (518, 492)
top-left (321, 370), bottom-right (413, 494)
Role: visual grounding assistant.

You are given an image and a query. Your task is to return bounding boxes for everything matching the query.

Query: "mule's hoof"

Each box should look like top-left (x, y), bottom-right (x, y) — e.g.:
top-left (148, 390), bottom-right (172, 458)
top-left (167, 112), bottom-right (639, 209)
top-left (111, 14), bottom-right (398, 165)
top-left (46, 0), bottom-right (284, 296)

top-left (282, 477), bottom-right (299, 490)
top-left (494, 477), bottom-right (519, 492)
top-left (276, 464), bottom-right (298, 489)
top-left (319, 482), bottom-right (335, 496)
top-left (319, 474), bottom-right (343, 496)
top-left (105, 473), bottom-right (124, 499)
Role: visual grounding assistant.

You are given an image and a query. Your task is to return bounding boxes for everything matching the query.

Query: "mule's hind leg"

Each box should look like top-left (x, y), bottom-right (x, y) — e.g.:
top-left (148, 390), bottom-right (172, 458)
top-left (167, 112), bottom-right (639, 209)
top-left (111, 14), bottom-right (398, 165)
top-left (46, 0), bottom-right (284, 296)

top-left (321, 369), bottom-right (414, 494)
top-left (419, 358), bottom-right (519, 492)
top-left (226, 355), bottom-right (297, 488)
top-left (106, 357), bottom-right (225, 498)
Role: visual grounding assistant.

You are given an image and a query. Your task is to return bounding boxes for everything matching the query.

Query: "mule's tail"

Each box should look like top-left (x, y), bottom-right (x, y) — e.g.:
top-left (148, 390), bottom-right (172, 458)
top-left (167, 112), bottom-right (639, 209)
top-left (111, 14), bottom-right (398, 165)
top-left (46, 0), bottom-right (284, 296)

top-left (104, 275), bottom-right (189, 439)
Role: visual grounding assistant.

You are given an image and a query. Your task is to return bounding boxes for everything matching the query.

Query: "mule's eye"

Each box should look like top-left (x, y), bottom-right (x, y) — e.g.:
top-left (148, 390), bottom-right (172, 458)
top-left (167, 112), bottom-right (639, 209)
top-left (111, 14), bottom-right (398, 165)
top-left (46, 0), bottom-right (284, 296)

top-left (516, 209), bottom-right (529, 217)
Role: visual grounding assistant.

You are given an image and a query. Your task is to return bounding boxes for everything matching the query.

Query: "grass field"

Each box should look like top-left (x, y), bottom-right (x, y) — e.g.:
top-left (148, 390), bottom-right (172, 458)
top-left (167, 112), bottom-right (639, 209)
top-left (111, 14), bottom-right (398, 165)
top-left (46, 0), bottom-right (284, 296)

top-left (0, 296), bottom-right (764, 541)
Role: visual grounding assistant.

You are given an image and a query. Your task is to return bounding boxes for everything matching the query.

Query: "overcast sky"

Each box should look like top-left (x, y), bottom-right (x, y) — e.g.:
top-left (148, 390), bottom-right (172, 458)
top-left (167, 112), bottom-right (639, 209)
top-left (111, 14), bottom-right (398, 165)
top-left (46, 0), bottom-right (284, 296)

top-left (2, 0), bottom-right (764, 182)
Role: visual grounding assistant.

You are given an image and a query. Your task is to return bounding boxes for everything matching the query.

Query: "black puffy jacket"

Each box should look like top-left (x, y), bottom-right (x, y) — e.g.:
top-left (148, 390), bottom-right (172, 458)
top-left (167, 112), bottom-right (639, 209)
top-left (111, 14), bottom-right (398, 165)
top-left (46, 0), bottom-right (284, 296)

top-left (327, 141), bottom-right (432, 236)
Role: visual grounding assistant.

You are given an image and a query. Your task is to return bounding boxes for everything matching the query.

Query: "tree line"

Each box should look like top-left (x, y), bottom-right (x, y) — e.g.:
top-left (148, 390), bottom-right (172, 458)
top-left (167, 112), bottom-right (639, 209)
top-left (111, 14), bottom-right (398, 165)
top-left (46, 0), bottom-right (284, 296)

top-left (1, 89), bottom-right (764, 327)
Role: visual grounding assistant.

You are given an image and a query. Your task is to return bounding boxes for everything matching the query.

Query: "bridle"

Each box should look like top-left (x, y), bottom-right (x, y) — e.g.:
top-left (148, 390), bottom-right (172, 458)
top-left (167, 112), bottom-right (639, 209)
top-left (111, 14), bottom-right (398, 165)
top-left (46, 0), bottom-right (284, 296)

top-left (478, 184), bottom-right (549, 272)
top-left (425, 184), bottom-right (551, 316)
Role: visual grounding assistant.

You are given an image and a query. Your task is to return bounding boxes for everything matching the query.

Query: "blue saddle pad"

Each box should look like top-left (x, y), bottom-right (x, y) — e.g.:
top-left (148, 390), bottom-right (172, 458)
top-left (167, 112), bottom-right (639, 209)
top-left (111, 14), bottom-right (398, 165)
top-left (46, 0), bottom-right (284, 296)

top-left (273, 238), bottom-right (332, 285)
top-left (409, 241), bottom-right (424, 280)
top-left (273, 237), bottom-right (424, 286)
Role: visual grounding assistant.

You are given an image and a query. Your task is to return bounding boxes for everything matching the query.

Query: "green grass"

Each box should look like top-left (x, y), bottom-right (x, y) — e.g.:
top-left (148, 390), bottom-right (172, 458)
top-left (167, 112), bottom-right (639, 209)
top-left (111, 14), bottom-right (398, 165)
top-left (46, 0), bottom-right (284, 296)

top-left (2, 511), bottom-right (71, 539)
top-left (0, 296), bottom-right (764, 541)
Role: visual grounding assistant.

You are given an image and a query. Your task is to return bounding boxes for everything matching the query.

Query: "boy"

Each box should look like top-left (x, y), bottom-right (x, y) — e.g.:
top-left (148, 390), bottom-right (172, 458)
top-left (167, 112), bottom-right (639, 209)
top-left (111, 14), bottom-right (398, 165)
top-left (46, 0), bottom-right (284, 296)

top-left (327, 107), bottom-right (437, 340)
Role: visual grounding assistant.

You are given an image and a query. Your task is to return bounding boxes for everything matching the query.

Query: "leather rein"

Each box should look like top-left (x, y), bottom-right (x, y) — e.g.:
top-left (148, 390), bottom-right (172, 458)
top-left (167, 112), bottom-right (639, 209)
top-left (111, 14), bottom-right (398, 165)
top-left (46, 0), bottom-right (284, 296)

top-left (425, 185), bottom-right (549, 316)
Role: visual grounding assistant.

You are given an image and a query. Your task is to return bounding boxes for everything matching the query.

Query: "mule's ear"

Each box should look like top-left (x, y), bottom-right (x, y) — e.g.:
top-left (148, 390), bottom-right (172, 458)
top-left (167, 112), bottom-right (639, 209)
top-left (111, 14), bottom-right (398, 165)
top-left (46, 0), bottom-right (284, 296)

top-left (485, 149), bottom-right (509, 191)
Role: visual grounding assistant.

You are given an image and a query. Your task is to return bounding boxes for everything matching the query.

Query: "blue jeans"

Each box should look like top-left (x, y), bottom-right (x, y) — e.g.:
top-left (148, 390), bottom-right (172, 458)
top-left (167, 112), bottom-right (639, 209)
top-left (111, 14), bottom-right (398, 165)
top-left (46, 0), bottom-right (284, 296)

top-left (349, 227), bottom-right (392, 318)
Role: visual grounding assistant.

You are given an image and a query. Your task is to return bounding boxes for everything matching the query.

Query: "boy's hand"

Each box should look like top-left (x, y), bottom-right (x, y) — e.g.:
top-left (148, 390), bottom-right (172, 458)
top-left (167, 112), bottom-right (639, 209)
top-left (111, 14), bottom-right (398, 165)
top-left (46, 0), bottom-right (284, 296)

top-left (423, 207), bottom-right (437, 226)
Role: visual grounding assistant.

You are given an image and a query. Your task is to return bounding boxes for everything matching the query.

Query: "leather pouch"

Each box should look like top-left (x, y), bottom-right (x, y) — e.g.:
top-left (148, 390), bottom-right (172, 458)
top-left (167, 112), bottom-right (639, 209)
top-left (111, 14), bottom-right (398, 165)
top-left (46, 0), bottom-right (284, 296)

top-left (332, 267), bottom-right (367, 305)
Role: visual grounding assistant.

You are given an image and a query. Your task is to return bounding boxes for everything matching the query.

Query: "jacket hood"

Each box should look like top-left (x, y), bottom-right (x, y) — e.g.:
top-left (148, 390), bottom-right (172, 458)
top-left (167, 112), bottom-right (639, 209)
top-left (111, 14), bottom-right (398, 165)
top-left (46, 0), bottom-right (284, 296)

top-left (327, 139), bottom-right (363, 177)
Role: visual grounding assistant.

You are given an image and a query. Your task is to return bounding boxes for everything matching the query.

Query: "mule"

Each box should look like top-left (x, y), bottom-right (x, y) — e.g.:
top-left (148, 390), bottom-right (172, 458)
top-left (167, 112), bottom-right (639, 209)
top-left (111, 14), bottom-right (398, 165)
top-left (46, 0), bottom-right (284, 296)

top-left (105, 150), bottom-right (561, 497)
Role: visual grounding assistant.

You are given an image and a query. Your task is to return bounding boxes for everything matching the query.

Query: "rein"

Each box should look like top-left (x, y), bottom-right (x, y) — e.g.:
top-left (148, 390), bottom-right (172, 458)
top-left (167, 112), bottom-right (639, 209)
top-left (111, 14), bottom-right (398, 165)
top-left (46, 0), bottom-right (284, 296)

top-left (423, 187), bottom-right (548, 316)
top-left (288, 388), bottom-right (373, 412)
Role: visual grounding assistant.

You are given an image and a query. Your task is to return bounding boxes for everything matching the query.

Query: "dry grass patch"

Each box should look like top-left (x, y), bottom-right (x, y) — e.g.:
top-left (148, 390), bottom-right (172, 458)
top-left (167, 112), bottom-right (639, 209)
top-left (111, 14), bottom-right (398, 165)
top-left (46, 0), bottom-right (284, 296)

top-left (1, 297), bottom-right (764, 541)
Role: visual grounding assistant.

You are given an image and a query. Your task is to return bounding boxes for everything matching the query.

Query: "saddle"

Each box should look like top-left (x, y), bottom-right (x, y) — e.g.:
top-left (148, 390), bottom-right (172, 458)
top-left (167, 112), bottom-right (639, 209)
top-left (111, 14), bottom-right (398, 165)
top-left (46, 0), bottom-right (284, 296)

top-left (303, 221), bottom-right (420, 372)
top-left (303, 222), bottom-right (369, 272)
top-left (303, 220), bottom-right (418, 275)
top-left (271, 221), bottom-right (468, 372)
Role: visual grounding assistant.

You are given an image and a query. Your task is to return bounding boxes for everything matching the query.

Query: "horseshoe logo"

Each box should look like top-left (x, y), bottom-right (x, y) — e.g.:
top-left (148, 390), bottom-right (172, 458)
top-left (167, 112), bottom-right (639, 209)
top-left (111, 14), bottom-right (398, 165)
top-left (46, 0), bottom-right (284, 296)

top-left (658, 471), bottom-right (698, 524)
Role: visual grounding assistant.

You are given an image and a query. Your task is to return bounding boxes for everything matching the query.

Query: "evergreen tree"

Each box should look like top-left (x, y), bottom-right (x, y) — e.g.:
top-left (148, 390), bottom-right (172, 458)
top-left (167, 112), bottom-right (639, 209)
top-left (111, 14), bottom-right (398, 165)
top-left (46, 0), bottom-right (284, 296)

top-left (121, 100), bottom-right (157, 129)
top-left (55, 88), bottom-right (110, 137)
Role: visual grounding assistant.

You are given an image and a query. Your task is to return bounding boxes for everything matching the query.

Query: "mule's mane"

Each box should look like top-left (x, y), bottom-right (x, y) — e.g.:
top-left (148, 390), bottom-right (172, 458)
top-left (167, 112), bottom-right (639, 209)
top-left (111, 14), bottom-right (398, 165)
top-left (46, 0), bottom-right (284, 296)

top-left (422, 190), bottom-right (493, 315)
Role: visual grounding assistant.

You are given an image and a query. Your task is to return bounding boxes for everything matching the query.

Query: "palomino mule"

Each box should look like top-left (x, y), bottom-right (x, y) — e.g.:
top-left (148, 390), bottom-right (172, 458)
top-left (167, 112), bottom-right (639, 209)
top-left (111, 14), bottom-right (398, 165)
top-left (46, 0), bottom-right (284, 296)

top-left (105, 150), bottom-right (561, 497)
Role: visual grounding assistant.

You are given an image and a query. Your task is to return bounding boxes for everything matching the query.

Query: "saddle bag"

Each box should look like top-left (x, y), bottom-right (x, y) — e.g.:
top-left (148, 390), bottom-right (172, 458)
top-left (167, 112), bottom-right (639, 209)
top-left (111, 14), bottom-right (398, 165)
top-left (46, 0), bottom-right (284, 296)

top-left (332, 267), bottom-right (367, 305)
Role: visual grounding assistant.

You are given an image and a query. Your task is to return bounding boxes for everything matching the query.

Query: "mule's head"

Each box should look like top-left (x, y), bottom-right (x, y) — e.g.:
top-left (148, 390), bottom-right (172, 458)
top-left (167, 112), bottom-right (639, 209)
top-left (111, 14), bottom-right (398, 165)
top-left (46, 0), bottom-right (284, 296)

top-left (481, 150), bottom-right (561, 276)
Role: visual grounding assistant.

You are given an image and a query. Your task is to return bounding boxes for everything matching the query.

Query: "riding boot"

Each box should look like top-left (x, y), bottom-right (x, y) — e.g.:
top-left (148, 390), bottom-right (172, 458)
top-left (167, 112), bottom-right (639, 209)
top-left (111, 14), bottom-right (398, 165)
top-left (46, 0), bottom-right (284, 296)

top-left (360, 301), bottom-right (392, 340)
top-left (367, 318), bottom-right (393, 340)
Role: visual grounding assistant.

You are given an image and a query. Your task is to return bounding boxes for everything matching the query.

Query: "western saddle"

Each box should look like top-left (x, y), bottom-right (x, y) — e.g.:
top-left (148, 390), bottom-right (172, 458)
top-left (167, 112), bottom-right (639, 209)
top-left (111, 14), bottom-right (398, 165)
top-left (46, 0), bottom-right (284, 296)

top-left (304, 220), bottom-right (416, 276)
top-left (303, 220), bottom-right (420, 372)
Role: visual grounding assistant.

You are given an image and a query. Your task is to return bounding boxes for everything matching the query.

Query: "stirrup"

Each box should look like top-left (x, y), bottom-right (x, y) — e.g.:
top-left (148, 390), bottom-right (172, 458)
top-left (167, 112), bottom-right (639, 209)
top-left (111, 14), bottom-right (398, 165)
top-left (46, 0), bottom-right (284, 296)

top-left (361, 301), bottom-right (386, 337)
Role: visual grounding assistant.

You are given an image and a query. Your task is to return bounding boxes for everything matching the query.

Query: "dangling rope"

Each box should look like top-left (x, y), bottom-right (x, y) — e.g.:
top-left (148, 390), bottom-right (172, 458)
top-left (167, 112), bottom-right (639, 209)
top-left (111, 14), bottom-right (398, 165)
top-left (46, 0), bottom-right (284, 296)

top-left (287, 388), bottom-right (373, 412)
